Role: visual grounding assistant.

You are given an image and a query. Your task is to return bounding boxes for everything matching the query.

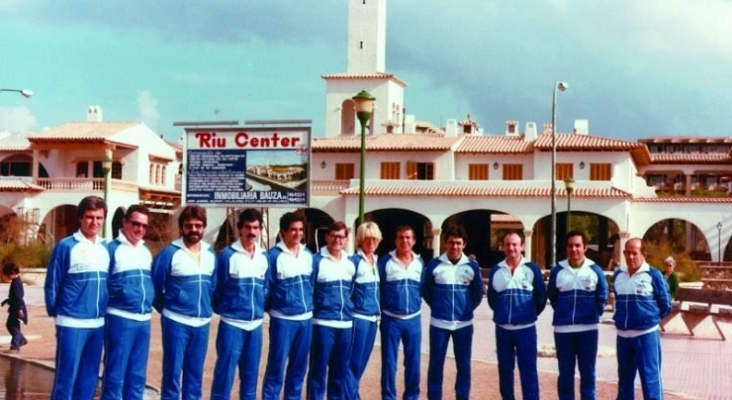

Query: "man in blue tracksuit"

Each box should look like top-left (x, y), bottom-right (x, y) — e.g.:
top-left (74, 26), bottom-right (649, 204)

top-left (45, 195), bottom-right (109, 400)
top-left (152, 205), bottom-right (217, 400)
top-left (103, 204), bottom-right (154, 400)
top-left (378, 225), bottom-right (424, 400)
top-left (262, 211), bottom-right (314, 400)
top-left (307, 221), bottom-right (357, 400)
top-left (613, 238), bottom-right (672, 400)
top-left (487, 230), bottom-right (546, 400)
top-left (347, 222), bottom-right (383, 400)
top-left (547, 230), bottom-right (608, 400)
top-left (422, 225), bottom-right (483, 400)
top-left (210, 208), bottom-right (269, 400)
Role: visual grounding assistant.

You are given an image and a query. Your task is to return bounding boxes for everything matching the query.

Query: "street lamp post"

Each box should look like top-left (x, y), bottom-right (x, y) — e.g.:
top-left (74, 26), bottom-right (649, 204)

top-left (550, 81), bottom-right (568, 267)
top-left (0, 88), bottom-right (33, 98)
top-left (102, 155), bottom-right (113, 238)
top-left (564, 177), bottom-right (575, 232)
top-left (352, 90), bottom-right (376, 227)
top-left (718, 221), bottom-right (723, 265)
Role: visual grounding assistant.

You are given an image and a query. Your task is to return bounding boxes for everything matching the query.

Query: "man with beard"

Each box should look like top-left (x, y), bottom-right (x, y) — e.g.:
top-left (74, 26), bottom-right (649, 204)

top-left (102, 204), bottom-right (155, 400)
top-left (547, 230), bottom-right (608, 400)
top-left (487, 230), bottom-right (546, 400)
top-left (152, 205), bottom-right (217, 400)
top-left (262, 211), bottom-right (314, 400)
top-left (422, 225), bottom-right (483, 400)
top-left (45, 195), bottom-right (109, 400)
top-left (210, 208), bottom-right (269, 400)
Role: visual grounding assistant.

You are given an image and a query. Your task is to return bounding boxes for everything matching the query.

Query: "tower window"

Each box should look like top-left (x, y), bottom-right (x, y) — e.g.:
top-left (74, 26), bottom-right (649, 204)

top-left (360, 41), bottom-right (363, 49)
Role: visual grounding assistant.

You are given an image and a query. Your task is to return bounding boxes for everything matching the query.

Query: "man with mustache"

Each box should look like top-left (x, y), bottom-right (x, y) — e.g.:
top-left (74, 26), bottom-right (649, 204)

top-left (210, 208), bottom-right (269, 400)
top-left (45, 195), bottom-right (110, 400)
top-left (152, 205), bottom-right (217, 400)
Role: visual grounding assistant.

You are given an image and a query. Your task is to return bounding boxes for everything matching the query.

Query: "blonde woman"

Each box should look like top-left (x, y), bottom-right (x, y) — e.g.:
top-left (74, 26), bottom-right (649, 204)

top-left (346, 222), bottom-right (383, 400)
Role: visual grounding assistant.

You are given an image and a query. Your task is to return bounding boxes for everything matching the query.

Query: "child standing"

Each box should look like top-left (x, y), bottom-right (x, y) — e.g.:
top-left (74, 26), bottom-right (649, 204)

top-left (2, 262), bottom-right (28, 354)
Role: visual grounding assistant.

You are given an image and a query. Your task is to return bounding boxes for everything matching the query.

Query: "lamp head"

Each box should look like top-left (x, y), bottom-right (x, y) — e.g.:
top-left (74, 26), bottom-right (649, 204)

top-left (352, 90), bottom-right (376, 114)
top-left (564, 177), bottom-right (575, 190)
top-left (556, 81), bottom-right (568, 92)
top-left (20, 90), bottom-right (34, 99)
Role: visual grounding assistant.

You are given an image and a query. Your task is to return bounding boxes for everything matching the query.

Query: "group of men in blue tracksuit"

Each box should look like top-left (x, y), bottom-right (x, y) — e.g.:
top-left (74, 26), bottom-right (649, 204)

top-left (45, 195), bottom-right (672, 400)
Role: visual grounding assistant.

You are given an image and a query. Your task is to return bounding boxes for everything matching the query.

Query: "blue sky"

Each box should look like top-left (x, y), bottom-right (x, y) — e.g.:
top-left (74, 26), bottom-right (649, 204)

top-left (2, 0), bottom-right (732, 142)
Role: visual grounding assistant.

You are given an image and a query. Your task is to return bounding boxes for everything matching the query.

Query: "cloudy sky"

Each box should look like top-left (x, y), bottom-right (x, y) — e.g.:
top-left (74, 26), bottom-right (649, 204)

top-left (2, 0), bottom-right (731, 141)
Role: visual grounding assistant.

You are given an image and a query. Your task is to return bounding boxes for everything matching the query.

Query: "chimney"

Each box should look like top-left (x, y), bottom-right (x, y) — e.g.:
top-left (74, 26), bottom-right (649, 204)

top-left (445, 119), bottom-right (458, 137)
top-left (505, 120), bottom-right (519, 136)
top-left (524, 122), bottom-right (538, 141)
top-left (403, 114), bottom-right (416, 134)
top-left (542, 123), bottom-right (553, 135)
top-left (573, 119), bottom-right (589, 135)
top-left (86, 105), bottom-right (103, 122)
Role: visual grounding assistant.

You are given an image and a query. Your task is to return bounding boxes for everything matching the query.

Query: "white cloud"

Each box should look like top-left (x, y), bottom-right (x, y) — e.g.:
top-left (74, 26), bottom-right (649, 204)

top-left (0, 106), bottom-right (37, 132)
top-left (137, 90), bottom-right (159, 129)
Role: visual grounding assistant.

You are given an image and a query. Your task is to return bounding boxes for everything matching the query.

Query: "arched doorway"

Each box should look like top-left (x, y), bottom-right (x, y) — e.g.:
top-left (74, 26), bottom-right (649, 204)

top-left (442, 210), bottom-right (520, 269)
top-left (535, 211), bottom-right (619, 269)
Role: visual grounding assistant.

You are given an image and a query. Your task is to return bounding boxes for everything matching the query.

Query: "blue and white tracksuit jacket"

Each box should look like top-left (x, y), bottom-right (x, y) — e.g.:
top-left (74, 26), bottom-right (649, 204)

top-left (45, 230), bottom-right (110, 327)
top-left (378, 251), bottom-right (424, 318)
top-left (214, 241), bottom-right (269, 329)
top-left (312, 248), bottom-right (356, 328)
top-left (547, 259), bottom-right (608, 332)
top-left (487, 258), bottom-right (547, 327)
top-left (422, 253), bottom-right (483, 330)
top-left (107, 233), bottom-right (154, 320)
top-left (613, 263), bottom-right (672, 334)
top-left (151, 239), bottom-right (217, 325)
top-left (350, 251), bottom-right (380, 321)
top-left (266, 242), bottom-right (314, 319)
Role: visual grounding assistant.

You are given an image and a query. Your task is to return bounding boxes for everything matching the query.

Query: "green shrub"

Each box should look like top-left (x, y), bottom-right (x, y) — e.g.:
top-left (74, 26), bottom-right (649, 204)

top-left (643, 240), bottom-right (700, 282)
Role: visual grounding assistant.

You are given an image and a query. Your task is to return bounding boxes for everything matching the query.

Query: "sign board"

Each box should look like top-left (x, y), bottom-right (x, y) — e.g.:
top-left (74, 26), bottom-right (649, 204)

top-left (183, 125), bottom-right (311, 207)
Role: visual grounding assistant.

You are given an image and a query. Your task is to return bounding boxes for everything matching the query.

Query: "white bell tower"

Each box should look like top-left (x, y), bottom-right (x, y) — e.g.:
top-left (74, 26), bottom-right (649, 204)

top-left (348, 0), bottom-right (387, 73)
top-left (322, 0), bottom-right (407, 138)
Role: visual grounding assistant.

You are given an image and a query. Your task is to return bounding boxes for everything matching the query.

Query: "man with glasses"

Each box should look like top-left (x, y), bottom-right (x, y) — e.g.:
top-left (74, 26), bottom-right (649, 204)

top-left (152, 205), bottom-right (217, 400)
top-left (102, 204), bottom-right (154, 400)
top-left (307, 221), bottom-right (357, 400)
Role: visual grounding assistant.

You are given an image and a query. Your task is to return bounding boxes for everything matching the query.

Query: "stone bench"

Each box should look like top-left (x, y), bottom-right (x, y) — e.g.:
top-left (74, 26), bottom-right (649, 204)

top-left (660, 287), bottom-right (732, 340)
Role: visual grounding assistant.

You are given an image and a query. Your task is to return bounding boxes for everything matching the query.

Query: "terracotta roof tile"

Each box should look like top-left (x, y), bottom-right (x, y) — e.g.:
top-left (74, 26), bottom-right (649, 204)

top-left (534, 132), bottom-right (643, 151)
top-left (339, 185), bottom-right (630, 198)
top-left (632, 196), bottom-right (732, 203)
top-left (27, 122), bottom-right (139, 142)
top-left (312, 180), bottom-right (351, 194)
top-left (0, 178), bottom-right (44, 192)
top-left (639, 136), bottom-right (732, 144)
top-left (313, 133), bottom-right (462, 152)
top-left (321, 72), bottom-right (407, 87)
top-left (649, 153), bottom-right (732, 164)
top-left (455, 135), bottom-right (533, 153)
top-left (0, 132), bottom-right (31, 151)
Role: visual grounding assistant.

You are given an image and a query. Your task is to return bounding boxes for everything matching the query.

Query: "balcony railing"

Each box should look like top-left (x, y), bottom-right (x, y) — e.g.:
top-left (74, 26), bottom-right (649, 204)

top-left (37, 177), bottom-right (104, 191)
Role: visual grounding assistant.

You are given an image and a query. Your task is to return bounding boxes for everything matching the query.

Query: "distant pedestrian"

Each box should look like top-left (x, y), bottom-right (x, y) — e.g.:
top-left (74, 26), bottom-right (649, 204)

top-left (663, 256), bottom-right (679, 299)
top-left (613, 238), bottom-right (672, 400)
top-left (422, 225), bottom-right (483, 400)
top-left (347, 222), bottom-right (383, 400)
top-left (45, 195), bottom-right (109, 400)
top-left (2, 262), bottom-right (28, 354)
top-left (487, 230), bottom-right (546, 400)
top-left (548, 230), bottom-right (608, 400)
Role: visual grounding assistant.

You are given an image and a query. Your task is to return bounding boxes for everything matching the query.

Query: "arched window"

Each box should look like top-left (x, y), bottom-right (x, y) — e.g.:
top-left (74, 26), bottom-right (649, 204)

top-left (340, 99), bottom-right (356, 135)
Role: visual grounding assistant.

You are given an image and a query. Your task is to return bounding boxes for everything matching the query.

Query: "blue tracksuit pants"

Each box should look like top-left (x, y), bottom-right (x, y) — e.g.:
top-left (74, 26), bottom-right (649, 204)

top-left (427, 324), bottom-right (473, 400)
top-left (262, 317), bottom-right (312, 400)
top-left (307, 324), bottom-right (352, 400)
top-left (160, 316), bottom-right (210, 400)
top-left (554, 329), bottom-right (598, 400)
top-left (51, 325), bottom-right (104, 400)
top-left (495, 325), bottom-right (539, 400)
top-left (210, 321), bottom-right (263, 400)
top-left (380, 314), bottom-right (421, 400)
top-left (102, 314), bottom-right (151, 400)
top-left (617, 330), bottom-right (663, 400)
top-left (347, 318), bottom-right (378, 400)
